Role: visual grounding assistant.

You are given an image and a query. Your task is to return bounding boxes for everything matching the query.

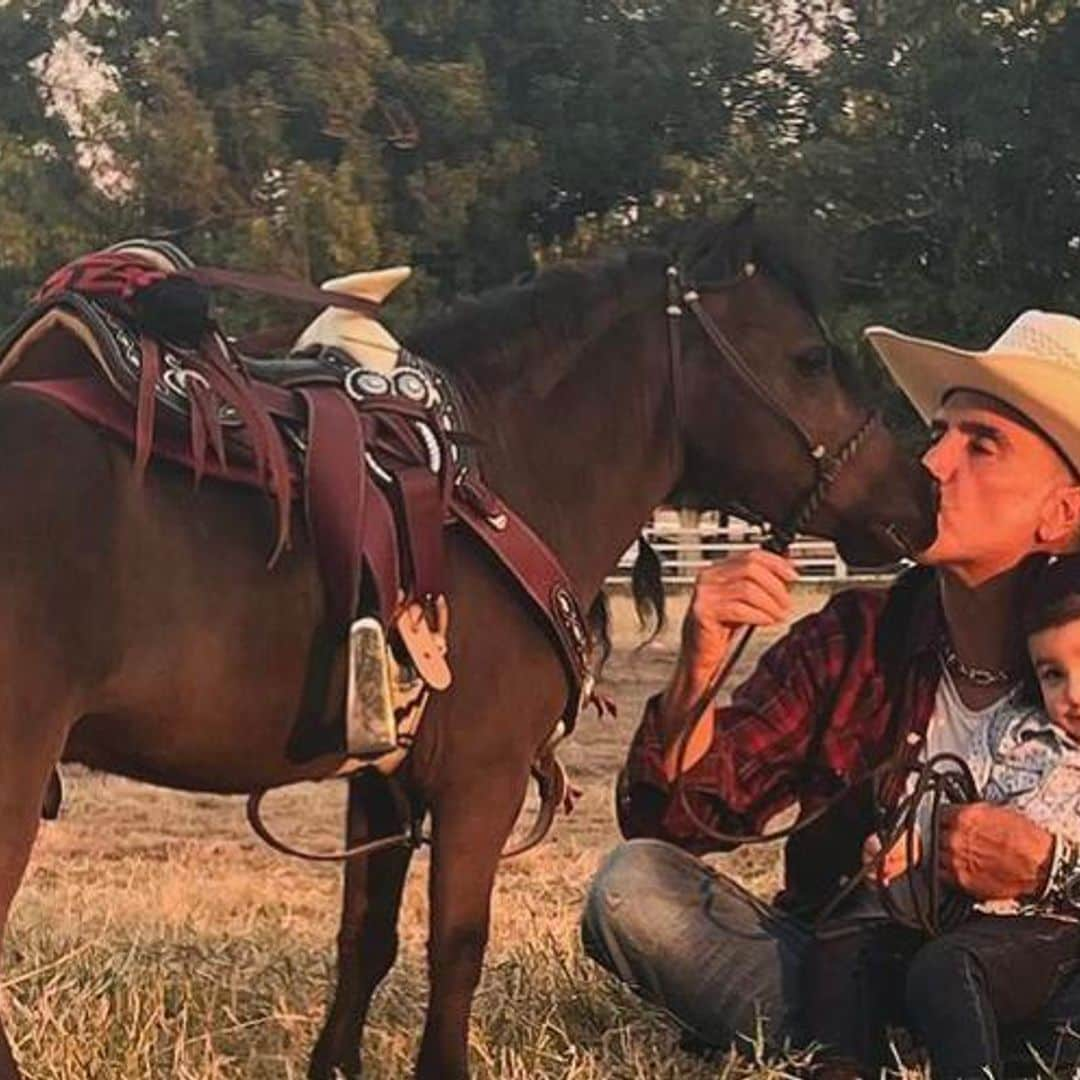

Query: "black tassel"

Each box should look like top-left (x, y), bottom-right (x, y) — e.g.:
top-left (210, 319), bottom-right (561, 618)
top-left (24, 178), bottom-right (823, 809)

top-left (133, 274), bottom-right (213, 348)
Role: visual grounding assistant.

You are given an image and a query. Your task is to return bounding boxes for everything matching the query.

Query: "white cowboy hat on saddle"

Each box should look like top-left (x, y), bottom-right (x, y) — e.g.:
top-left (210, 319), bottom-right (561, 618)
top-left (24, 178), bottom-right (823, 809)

top-left (293, 266), bottom-right (412, 373)
top-left (866, 310), bottom-right (1080, 475)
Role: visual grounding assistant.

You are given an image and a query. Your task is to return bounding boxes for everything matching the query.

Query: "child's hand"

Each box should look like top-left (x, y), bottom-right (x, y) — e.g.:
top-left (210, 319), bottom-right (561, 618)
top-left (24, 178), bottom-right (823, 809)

top-left (862, 832), bottom-right (921, 887)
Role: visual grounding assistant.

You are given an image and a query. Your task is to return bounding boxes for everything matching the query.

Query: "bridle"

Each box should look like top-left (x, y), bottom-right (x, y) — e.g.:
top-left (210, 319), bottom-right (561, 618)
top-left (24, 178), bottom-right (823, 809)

top-left (664, 260), bottom-right (882, 553)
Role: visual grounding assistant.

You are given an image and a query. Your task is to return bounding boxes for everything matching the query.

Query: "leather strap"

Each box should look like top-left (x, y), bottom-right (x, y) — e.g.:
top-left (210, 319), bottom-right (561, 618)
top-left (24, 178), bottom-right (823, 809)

top-left (360, 480), bottom-right (402, 625)
top-left (394, 466), bottom-right (445, 600)
top-left (452, 478), bottom-right (590, 723)
top-left (190, 266), bottom-right (382, 318)
top-left (298, 386), bottom-right (368, 628)
top-left (133, 335), bottom-right (162, 483)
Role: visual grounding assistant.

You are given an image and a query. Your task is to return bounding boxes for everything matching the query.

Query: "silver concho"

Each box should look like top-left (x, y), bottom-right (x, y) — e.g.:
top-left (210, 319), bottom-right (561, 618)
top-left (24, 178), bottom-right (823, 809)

top-left (392, 368), bottom-right (434, 406)
top-left (345, 368), bottom-right (392, 401)
top-left (552, 584), bottom-right (589, 654)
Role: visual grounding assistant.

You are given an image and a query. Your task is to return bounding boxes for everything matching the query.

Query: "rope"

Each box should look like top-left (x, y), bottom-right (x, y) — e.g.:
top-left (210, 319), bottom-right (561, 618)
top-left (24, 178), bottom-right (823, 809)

top-left (665, 592), bottom-right (978, 936)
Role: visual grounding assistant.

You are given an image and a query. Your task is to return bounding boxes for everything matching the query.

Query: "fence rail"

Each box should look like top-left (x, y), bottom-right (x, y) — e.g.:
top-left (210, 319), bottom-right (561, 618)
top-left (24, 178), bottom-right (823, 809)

top-left (605, 511), bottom-right (899, 586)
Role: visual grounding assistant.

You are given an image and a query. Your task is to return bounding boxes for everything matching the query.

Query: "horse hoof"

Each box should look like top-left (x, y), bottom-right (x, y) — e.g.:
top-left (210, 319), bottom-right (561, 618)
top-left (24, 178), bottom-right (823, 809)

top-left (307, 1051), bottom-right (362, 1080)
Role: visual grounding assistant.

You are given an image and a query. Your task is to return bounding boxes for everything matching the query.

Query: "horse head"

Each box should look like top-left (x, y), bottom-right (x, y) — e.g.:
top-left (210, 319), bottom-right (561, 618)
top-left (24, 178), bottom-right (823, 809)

top-left (671, 206), bottom-right (938, 566)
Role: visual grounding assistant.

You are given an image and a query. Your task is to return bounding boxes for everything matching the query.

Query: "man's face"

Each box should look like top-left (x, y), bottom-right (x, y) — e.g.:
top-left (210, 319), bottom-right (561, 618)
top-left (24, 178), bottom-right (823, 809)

top-left (916, 391), bottom-right (1076, 578)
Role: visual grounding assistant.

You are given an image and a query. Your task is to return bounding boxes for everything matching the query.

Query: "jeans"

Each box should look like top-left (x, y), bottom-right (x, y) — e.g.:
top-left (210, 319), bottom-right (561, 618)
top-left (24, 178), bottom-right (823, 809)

top-left (903, 916), bottom-right (1080, 1079)
top-left (807, 916), bottom-right (1080, 1078)
top-left (581, 839), bottom-right (1080, 1075)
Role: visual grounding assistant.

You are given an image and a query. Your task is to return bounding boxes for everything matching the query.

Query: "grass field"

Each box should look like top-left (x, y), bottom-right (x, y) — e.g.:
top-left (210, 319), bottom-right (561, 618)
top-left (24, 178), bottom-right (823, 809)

top-left (4, 588), bottom-right (855, 1079)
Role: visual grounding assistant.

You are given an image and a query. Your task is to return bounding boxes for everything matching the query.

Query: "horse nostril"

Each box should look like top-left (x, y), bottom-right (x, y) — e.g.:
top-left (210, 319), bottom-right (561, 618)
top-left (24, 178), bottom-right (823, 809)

top-left (911, 468), bottom-right (942, 549)
top-left (926, 471), bottom-right (942, 514)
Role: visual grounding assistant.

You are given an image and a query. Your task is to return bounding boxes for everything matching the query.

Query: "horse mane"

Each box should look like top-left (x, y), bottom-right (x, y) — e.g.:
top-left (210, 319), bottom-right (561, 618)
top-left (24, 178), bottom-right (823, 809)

top-left (405, 247), bottom-right (670, 393)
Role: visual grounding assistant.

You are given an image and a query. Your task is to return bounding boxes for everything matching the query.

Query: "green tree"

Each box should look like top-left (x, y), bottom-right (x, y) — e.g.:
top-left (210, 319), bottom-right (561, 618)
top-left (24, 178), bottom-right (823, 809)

top-left (76, 1), bottom-right (397, 286)
top-left (0, 1), bottom-right (109, 321)
top-left (379, 0), bottom-right (772, 291)
top-left (61, 0), bottom-right (771, 324)
top-left (733, 1), bottom-right (1080, 349)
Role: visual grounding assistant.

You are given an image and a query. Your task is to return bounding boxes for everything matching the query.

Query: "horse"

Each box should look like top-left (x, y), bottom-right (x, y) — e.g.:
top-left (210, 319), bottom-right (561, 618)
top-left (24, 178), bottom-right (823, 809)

top-left (0, 209), bottom-right (937, 1080)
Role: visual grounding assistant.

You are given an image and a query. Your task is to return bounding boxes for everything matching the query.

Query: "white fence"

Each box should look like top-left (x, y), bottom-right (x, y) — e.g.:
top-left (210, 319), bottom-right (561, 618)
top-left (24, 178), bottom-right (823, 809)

top-left (605, 510), bottom-right (898, 587)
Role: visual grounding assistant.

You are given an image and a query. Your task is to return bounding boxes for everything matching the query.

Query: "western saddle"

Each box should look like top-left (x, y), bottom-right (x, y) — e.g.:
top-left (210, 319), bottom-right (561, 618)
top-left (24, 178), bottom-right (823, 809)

top-left (1, 240), bottom-right (597, 850)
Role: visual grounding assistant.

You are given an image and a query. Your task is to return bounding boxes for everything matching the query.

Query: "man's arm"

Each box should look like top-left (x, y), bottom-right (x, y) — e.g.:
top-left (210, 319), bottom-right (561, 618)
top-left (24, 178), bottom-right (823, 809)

top-left (655, 550), bottom-right (796, 779)
top-left (619, 550), bottom-right (870, 851)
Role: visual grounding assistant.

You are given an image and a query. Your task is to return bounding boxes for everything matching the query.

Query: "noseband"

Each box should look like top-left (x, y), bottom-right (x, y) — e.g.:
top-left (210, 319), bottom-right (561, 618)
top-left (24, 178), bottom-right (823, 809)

top-left (664, 262), bottom-right (880, 551)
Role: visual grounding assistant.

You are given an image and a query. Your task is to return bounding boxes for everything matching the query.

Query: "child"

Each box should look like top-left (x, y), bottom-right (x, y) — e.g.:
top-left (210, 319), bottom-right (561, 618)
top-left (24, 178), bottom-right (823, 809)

top-left (805, 555), bottom-right (1080, 1080)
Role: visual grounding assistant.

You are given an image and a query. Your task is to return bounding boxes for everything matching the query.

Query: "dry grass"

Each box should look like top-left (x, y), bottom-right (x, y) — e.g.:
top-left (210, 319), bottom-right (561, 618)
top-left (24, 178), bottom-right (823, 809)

top-left (4, 588), bottom-right (855, 1078)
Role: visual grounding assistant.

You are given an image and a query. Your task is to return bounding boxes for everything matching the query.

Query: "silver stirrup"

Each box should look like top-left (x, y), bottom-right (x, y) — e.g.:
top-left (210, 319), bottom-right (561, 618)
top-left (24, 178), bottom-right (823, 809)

top-left (345, 617), bottom-right (398, 756)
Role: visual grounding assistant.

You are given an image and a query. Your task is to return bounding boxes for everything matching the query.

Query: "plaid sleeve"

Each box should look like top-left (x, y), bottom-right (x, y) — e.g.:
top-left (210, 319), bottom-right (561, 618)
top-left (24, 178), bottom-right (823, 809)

top-left (617, 588), bottom-right (878, 853)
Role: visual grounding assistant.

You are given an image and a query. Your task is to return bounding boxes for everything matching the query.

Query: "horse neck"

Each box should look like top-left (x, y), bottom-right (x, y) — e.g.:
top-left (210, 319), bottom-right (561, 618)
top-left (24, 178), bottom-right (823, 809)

top-left (459, 310), bottom-right (680, 600)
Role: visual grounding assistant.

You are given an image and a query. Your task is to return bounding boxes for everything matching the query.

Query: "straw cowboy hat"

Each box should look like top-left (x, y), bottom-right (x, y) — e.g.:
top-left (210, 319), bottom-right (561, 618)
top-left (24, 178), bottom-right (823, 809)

top-left (866, 310), bottom-right (1080, 475)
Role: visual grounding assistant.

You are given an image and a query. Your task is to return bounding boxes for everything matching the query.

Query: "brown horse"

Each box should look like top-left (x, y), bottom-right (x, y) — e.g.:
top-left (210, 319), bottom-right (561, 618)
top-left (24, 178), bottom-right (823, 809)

top-left (0, 210), bottom-right (936, 1080)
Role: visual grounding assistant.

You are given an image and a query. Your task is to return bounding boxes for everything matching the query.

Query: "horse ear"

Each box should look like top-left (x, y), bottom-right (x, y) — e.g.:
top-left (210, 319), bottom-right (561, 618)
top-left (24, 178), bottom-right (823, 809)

top-left (728, 203), bottom-right (756, 268)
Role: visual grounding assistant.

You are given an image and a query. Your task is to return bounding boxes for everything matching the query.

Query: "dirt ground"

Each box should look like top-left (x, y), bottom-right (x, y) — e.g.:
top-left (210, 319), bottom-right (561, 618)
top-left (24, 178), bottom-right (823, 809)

top-left (4, 585), bottom-right (865, 1079)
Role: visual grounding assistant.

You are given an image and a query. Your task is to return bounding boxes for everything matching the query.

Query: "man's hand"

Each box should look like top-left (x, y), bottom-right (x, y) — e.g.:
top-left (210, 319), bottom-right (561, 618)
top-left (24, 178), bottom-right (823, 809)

top-left (937, 803), bottom-right (1055, 901)
top-left (658, 551), bottom-right (796, 780)
top-left (676, 549), bottom-right (797, 684)
top-left (863, 831), bottom-right (921, 887)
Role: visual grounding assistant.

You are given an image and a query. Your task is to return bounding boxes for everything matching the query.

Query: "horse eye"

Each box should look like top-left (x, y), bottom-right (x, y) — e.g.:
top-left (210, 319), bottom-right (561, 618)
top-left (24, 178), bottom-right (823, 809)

top-left (794, 346), bottom-right (831, 377)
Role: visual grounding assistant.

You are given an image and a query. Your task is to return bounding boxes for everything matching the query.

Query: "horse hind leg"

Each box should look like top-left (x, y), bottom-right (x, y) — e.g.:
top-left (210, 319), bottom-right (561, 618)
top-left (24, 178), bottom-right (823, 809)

top-left (308, 773), bottom-right (417, 1080)
top-left (0, 390), bottom-right (118, 1076)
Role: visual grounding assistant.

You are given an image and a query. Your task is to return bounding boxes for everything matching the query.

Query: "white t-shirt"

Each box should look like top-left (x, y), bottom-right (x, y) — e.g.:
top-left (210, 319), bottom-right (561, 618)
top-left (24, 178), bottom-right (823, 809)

top-left (923, 669), bottom-right (1012, 767)
top-left (913, 672), bottom-right (1020, 839)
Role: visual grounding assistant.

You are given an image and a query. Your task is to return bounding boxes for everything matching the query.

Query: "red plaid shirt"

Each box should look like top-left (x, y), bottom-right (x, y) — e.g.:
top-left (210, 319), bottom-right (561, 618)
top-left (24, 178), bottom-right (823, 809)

top-left (619, 566), bottom-right (945, 916)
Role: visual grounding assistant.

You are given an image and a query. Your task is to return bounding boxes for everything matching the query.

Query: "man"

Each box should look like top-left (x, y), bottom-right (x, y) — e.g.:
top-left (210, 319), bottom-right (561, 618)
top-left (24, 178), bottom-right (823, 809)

top-left (582, 310), bottom-right (1080, 1072)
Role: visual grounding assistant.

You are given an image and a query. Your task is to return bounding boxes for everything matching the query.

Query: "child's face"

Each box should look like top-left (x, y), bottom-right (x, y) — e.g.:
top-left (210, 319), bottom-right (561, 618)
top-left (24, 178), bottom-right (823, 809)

top-left (1029, 620), bottom-right (1080, 739)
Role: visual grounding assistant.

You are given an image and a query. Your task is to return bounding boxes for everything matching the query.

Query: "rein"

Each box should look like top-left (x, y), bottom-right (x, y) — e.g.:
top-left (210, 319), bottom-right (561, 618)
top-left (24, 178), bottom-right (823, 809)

top-left (658, 258), bottom-right (882, 845)
top-left (665, 650), bottom-right (978, 934)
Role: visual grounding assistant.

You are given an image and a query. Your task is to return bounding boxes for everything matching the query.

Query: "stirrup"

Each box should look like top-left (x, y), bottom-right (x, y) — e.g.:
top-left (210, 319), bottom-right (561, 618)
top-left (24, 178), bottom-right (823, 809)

top-left (345, 617), bottom-right (398, 756)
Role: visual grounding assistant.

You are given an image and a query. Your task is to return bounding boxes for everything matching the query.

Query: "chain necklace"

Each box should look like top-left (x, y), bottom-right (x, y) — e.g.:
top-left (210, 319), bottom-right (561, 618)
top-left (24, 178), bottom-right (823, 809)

top-left (939, 640), bottom-right (1019, 687)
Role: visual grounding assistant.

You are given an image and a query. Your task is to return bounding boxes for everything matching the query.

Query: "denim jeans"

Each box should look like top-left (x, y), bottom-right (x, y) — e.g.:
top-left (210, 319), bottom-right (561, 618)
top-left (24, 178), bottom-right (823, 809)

top-left (903, 915), bottom-right (1080, 1079)
top-left (581, 839), bottom-right (1080, 1076)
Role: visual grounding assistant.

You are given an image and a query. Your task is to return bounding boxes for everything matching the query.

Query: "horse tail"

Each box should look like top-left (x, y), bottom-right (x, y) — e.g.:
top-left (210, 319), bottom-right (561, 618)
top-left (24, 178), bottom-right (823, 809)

top-left (631, 535), bottom-right (665, 641)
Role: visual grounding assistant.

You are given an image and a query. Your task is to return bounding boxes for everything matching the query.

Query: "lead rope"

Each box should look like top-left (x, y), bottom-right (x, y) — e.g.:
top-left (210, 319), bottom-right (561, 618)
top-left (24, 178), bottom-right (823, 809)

top-left (811, 750), bottom-right (978, 935)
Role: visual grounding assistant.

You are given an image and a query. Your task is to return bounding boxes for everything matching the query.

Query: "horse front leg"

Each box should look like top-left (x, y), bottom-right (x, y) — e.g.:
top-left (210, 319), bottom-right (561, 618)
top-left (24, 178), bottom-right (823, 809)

top-left (308, 771), bottom-right (417, 1080)
top-left (415, 764), bottom-right (529, 1080)
top-left (0, 704), bottom-right (71, 1080)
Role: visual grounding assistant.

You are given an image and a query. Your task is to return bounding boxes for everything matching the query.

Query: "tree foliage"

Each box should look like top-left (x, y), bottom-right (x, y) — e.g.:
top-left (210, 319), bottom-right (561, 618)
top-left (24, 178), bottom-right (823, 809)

top-left (0, 0), bottom-right (110, 311)
top-left (741, 1), bottom-right (1080, 348)
top-left (3, 0), bottom-right (1080, 367)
